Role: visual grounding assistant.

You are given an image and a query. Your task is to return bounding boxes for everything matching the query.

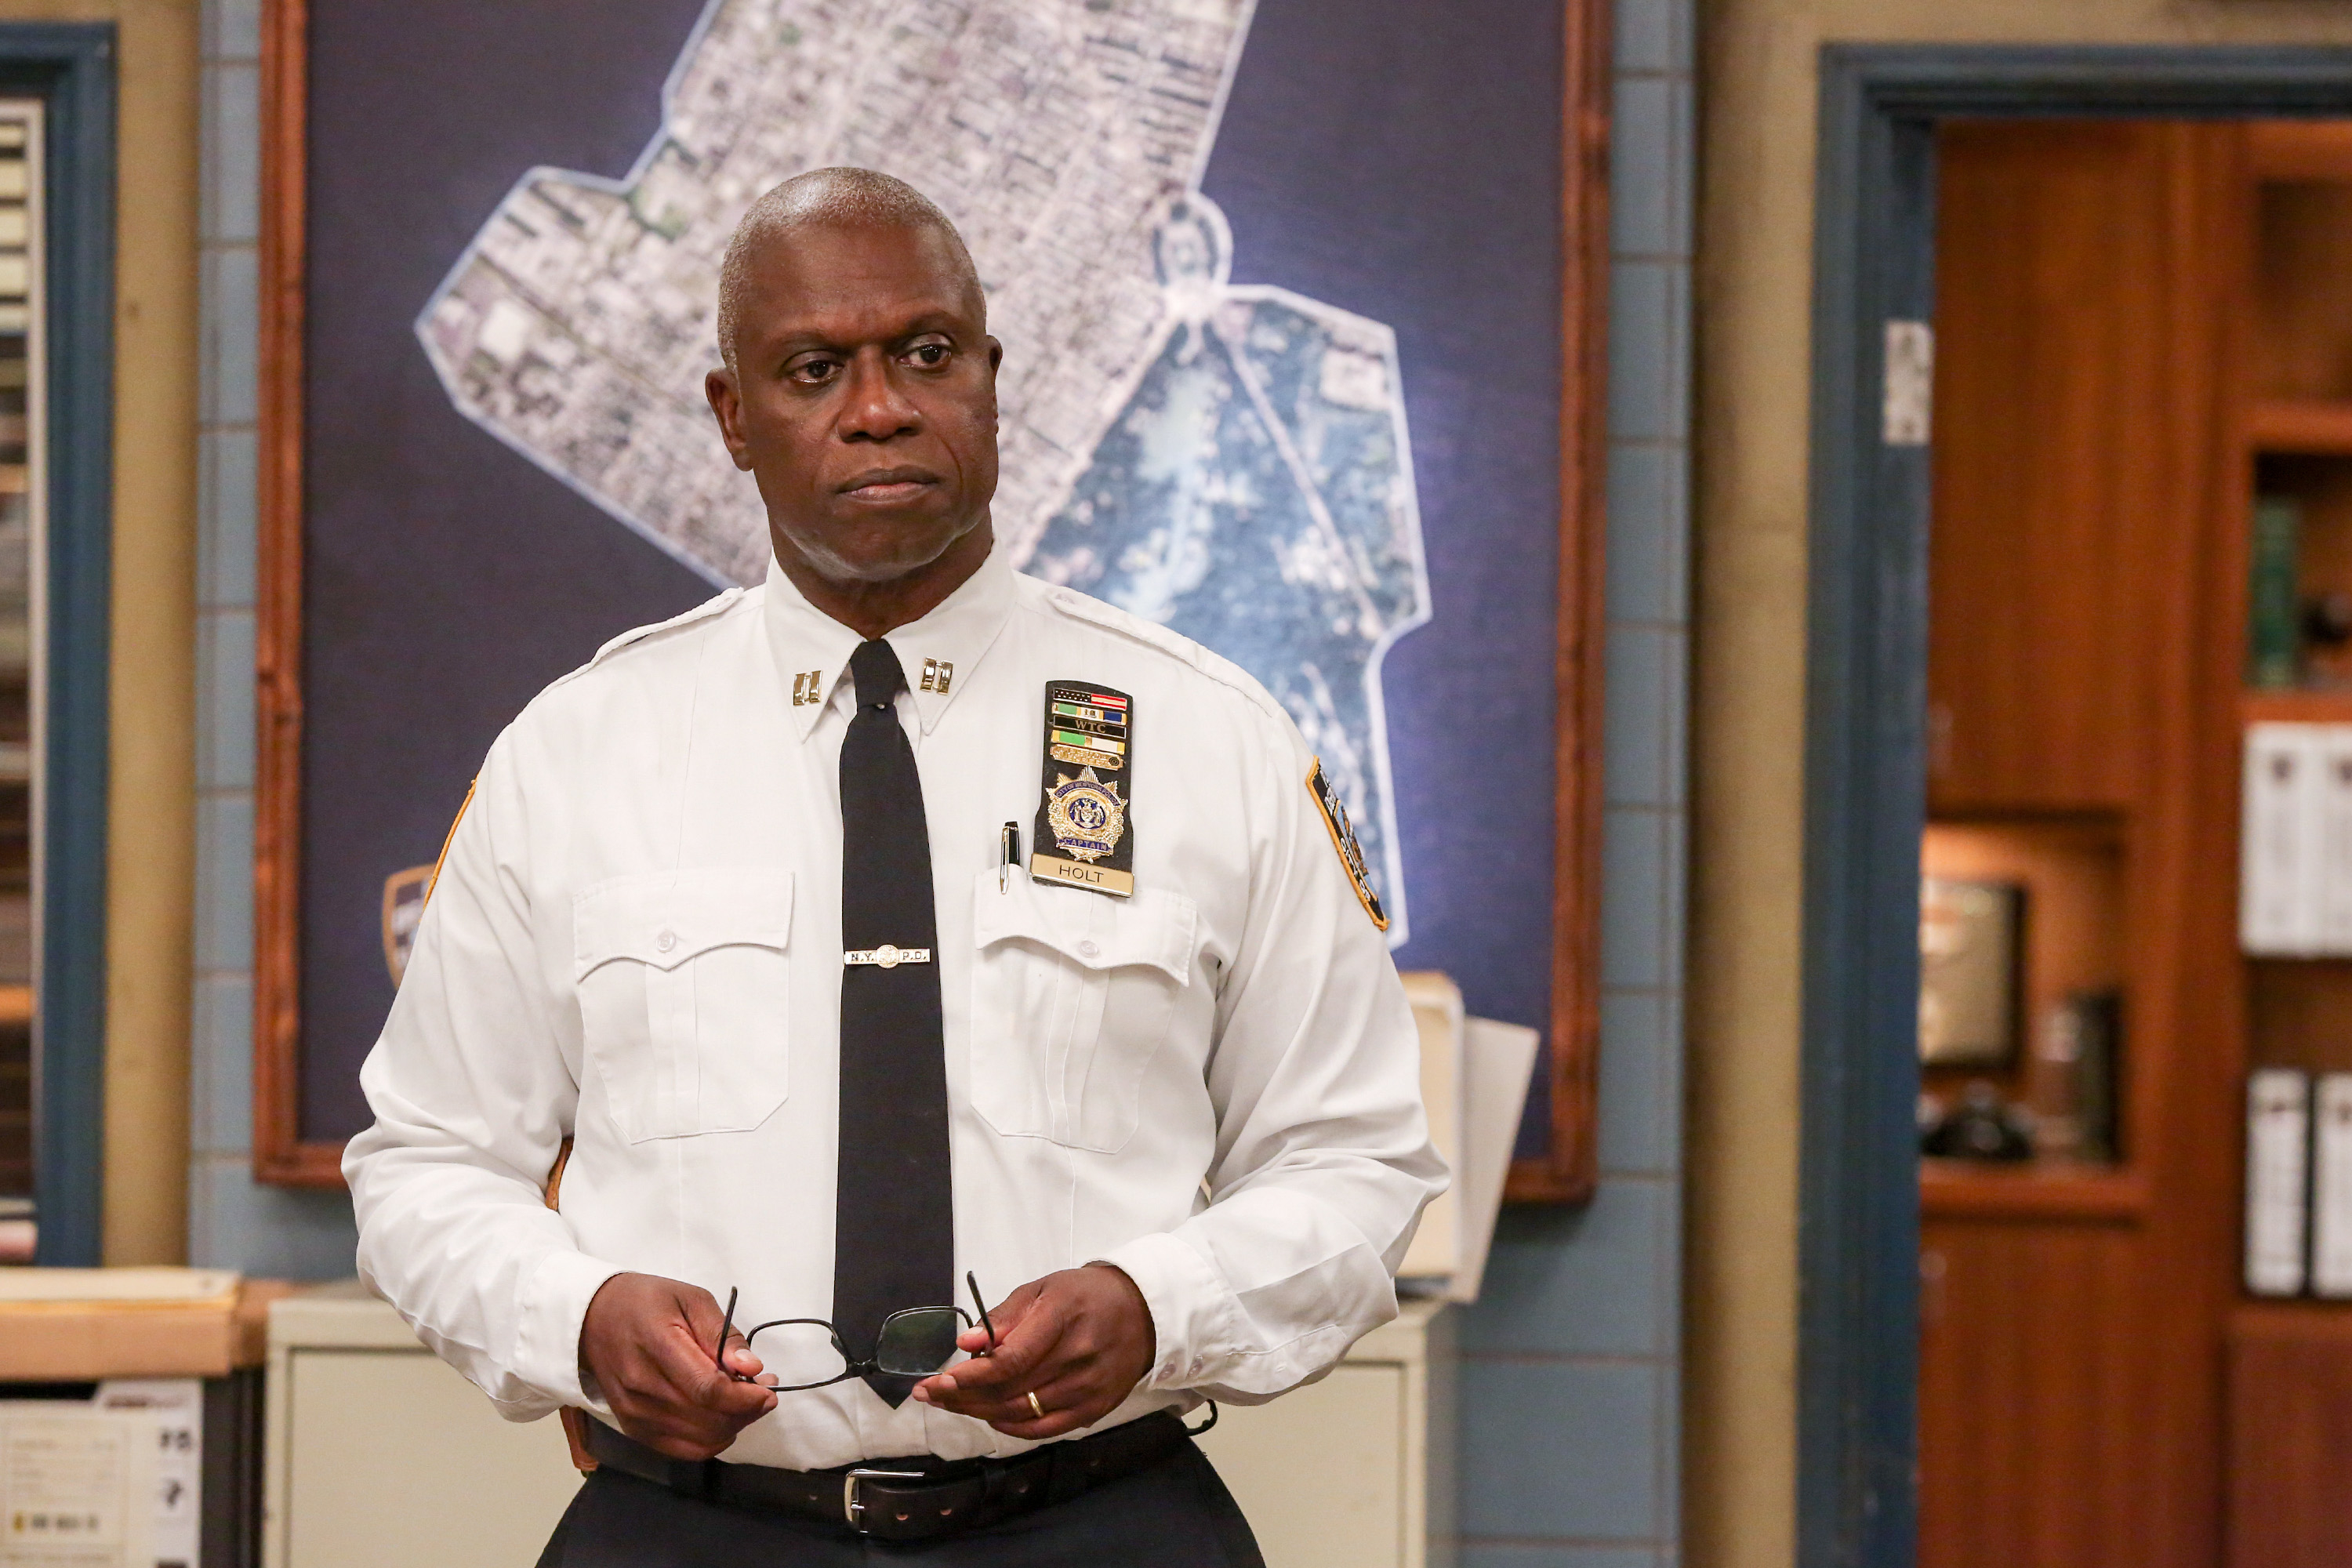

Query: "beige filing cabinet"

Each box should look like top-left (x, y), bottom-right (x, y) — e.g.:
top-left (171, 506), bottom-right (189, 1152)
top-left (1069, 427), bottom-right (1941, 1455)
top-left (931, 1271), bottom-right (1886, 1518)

top-left (264, 1284), bottom-right (584, 1568)
top-left (1197, 1298), bottom-right (1457, 1568)
top-left (267, 1286), bottom-right (1454, 1568)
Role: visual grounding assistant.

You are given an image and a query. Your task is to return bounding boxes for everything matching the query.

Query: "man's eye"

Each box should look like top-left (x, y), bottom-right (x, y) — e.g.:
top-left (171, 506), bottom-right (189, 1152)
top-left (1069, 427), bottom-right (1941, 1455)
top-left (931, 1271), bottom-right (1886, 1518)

top-left (791, 360), bottom-right (840, 383)
top-left (909, 343), bottom-right (951, 368)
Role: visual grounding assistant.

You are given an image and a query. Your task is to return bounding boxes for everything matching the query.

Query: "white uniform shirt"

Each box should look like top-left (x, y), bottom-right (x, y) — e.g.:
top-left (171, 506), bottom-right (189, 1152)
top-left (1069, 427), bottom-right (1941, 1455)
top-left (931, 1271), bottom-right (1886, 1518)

top-left (343, 543), bottom-right (1446, 1472)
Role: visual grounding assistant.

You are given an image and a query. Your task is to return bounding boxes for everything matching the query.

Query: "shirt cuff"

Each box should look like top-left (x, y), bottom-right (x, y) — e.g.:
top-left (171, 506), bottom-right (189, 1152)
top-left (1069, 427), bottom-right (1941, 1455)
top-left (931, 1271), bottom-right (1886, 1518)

top-left (1094, 1231), bottom-right (1239, 1392)
top-left (512, 1248), bottom-right (624, 1410)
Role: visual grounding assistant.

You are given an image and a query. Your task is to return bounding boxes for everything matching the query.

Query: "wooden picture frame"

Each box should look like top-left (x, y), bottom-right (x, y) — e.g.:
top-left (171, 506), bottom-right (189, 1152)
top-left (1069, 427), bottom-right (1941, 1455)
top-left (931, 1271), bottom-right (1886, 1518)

top-left (252, 0), bottom-right (1612, 1203)
top-left (252, 0), bottom-right (321, 1185)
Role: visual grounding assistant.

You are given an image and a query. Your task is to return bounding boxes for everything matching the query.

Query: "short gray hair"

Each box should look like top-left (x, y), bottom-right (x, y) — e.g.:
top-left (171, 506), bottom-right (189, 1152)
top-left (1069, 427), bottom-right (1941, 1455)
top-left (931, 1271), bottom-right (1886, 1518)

top-left (715, 168), bottom-right (982, 374)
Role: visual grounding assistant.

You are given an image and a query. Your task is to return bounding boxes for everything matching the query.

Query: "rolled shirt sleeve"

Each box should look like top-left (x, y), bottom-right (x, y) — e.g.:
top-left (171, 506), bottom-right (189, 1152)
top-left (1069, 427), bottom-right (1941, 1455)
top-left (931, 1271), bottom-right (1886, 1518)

top-left (1099, 715), bottom-right (1448, 1404)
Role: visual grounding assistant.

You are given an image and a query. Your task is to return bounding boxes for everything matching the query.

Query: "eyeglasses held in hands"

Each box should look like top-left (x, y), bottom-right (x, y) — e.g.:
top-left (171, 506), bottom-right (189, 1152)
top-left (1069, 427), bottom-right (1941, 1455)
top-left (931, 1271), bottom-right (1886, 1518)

top-left (711, 1270), bottom-right (998, 1392)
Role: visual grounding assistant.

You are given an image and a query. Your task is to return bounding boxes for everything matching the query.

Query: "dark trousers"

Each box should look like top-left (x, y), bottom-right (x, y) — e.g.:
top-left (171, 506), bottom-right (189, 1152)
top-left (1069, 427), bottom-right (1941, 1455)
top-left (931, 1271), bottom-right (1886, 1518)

top-left (536, 1440), bottom-right (1265, 1567)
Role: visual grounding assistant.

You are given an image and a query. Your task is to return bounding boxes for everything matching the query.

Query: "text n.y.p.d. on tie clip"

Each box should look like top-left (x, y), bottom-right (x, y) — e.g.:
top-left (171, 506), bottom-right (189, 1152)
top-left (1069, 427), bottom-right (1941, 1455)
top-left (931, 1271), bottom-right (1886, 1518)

top-left (843, 945), bottom-right (931, 968)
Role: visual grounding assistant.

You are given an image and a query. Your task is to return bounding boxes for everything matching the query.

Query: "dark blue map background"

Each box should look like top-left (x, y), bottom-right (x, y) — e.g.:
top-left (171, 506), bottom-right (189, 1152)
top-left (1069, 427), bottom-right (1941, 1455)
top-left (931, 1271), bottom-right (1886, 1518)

top-left (299, 0), bottom-right (1563, 1155)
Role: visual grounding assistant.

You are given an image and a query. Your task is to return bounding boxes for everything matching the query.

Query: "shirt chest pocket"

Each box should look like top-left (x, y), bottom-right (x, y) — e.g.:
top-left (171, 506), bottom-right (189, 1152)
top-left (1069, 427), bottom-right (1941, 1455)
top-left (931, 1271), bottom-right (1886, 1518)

top-left (573, 869), bottom-right (793, 1143)
top-left (968, 869), bottom-right (1197, 1154)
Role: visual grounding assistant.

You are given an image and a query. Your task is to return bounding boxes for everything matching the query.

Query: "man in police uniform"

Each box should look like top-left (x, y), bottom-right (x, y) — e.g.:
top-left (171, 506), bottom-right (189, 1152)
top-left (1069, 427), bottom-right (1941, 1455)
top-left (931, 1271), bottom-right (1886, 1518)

top-left (344, 168), bottom-right (1446, 1566)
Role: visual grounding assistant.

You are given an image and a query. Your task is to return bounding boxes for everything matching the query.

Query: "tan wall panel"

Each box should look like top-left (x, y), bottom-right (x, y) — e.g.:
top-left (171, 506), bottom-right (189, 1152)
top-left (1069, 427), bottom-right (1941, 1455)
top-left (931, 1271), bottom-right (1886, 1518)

top-left (99, 0), bottom-right (198, 1268)
top-left (1690, 4), bottom-right (2352, 1568)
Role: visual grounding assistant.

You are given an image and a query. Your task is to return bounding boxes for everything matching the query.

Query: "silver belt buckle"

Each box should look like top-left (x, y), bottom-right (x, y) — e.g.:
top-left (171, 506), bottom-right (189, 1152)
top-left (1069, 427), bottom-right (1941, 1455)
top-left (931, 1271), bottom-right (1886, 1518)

top-left (843, 1468), bottom-right (926, 1531)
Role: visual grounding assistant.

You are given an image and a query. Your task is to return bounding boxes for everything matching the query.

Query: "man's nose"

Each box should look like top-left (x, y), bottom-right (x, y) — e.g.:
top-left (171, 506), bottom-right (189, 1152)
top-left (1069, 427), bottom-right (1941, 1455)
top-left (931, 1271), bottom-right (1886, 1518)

top-left (838, 352), bottom-right (920, 442)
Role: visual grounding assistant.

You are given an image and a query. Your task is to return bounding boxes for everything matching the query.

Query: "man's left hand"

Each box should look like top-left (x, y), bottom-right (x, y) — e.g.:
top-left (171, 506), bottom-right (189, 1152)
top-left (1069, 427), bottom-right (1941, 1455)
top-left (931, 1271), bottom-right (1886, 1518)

top-left (912, 1263), bottom-right (1155, 1438)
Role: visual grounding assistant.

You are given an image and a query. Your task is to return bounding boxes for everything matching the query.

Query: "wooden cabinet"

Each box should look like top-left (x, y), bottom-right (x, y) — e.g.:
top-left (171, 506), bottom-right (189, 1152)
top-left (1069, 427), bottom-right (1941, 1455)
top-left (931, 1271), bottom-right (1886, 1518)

top-left (1918, 1222), bottom-right (2146, 1565)
top-left (263, 1287), bottom-right (583, 1568)
top-left (1926, 122), bottom-right (2226, 816)
top-left (1197, 1301), bottom-right (1457, 1568)
top-left (1921, 114), bottom-right (2352, 1568)
top-left (2227, 1305), bottom-right (2352, 1568)
top-left (1918, 119), bottom-right (2249, 1568)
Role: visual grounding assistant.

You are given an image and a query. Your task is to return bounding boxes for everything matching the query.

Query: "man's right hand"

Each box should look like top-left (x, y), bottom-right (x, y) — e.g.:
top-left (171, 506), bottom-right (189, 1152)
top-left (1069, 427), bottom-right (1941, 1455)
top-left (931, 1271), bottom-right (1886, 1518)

top-left (579, 1272), bottom-right (777, 1461)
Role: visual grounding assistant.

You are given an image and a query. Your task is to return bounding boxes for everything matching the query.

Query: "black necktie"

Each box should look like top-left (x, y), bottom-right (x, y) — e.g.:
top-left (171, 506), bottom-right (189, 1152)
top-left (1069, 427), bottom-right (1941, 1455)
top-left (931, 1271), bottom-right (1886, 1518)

top-left (833, 639), bottom-right (953, 1406)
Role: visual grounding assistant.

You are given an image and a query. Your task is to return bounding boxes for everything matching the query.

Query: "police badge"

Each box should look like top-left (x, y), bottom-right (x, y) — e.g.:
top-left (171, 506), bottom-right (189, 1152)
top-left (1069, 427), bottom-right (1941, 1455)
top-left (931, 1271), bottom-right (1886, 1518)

top-left (1029, 681), bottom-right (1135, 896)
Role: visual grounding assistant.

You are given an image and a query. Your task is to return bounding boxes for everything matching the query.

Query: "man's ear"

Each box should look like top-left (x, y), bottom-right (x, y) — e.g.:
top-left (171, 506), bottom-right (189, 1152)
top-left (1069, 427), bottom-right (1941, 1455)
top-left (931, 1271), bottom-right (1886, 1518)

top-left (704, 368), bottom-right (755, 472)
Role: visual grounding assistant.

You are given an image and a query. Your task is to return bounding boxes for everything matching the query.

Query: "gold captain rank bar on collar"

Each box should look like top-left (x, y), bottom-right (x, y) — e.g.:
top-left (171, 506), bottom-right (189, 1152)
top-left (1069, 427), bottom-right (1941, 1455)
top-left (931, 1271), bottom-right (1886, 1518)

top-left (1029, 681), bottom-right (1135, 897)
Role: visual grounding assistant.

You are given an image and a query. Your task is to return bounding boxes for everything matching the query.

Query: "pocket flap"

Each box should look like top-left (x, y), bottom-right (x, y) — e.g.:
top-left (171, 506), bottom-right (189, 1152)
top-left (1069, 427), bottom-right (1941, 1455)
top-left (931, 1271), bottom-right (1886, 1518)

top-left (973, 869), bottom-right (1195, 984)
top-left (574, 869), bottom-right (795, 976)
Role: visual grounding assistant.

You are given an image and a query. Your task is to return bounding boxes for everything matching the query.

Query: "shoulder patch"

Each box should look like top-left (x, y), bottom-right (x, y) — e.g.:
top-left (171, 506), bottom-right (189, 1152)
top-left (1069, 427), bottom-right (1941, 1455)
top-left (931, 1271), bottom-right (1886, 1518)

top-left (424, 776), bottom-right (475, 905)
top-left (1308, 759), bottom-right (1388, 931)
top-left (1037, 585), bottom-right (1289, 726)
top-left (383, 777), bottom-right (475, 985)
top-left (553, 585), bottom-right (750, 688)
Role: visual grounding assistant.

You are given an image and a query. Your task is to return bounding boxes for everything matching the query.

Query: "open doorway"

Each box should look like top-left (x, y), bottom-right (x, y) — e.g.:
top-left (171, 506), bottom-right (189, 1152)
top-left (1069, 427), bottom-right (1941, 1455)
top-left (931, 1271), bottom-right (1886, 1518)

top-left (1801, 49), bottom-right (2352, 1568)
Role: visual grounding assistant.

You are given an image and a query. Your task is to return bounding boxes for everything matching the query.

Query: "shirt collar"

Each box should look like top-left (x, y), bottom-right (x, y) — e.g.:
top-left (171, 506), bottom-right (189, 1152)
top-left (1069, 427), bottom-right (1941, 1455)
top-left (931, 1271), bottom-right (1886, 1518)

top-left (762, 540), bottom-right (1018, 742)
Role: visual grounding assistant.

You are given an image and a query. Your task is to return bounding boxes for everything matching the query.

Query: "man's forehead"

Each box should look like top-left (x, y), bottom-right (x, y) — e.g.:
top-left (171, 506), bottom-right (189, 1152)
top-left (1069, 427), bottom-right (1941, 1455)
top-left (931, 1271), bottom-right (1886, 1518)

top-left (739, 220), bottom-right (980, 319)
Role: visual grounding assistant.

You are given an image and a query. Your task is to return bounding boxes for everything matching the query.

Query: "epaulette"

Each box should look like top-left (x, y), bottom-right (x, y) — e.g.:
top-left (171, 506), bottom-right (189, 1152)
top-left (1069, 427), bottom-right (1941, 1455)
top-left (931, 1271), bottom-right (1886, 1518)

top-left (551, 586), bottom-right (750, 688)
top-left (1037, 584), bottom-right (1290, 728)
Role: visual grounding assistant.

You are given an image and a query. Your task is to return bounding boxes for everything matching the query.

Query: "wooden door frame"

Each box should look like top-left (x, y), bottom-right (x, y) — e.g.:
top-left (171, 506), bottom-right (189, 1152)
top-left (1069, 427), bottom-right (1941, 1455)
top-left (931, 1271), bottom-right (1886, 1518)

top-left (1802, 43), bottom-right (2352, 1568)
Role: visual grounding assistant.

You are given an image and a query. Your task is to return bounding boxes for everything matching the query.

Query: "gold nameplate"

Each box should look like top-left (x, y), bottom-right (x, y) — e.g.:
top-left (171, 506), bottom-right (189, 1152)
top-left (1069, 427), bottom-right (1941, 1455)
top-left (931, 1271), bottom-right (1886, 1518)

top-left (844, 945), bottom-right (931, 968)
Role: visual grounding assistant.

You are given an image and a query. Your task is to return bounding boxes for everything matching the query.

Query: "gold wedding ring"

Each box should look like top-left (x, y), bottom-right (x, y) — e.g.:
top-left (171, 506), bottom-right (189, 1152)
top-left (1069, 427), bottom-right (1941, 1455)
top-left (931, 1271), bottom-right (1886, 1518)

top-left (1026, 1390), bottom-right (1046, 1420)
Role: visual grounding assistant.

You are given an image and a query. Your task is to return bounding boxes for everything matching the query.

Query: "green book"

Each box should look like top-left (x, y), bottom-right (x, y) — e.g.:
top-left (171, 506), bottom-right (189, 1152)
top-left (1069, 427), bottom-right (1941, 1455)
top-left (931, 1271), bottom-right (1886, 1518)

top-left (2249, 495), bottom-right (2303, 689)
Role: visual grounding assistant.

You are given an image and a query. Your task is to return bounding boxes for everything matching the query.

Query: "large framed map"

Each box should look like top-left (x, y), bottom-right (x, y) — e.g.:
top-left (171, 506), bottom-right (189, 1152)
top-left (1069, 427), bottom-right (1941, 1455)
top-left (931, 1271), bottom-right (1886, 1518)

top-left (253, 0), bottom-right (1612, 1200)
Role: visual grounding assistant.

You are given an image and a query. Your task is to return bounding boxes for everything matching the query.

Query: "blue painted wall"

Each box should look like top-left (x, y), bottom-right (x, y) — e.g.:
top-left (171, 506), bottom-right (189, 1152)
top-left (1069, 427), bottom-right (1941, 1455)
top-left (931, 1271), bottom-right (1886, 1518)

top-left (186, 0), bottom-right (358, 1278)
top-left (184, 0), bottom-right (1693, 1553)
top-left (1453, 2), bottom-right (1691, 1562)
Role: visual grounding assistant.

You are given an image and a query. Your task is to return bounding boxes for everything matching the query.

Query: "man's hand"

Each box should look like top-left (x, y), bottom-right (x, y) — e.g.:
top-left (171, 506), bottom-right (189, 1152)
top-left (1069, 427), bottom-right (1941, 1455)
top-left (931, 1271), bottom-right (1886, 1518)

top-left (579, 1272), bottom-right (777, 1461)
top-left (912, 1264), bottom-right (1155, 1439)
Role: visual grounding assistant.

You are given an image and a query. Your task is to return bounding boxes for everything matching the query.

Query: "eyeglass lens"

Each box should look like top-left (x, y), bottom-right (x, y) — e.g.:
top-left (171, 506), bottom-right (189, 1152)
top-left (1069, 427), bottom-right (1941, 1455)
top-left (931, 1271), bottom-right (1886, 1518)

top-left (873, 1307), bottom-right (966, 1376)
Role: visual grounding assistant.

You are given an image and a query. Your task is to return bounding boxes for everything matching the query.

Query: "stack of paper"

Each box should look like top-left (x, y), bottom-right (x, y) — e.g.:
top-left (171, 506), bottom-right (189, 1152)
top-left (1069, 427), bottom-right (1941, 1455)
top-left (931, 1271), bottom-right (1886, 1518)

top-left (0, 1269), bottom-right (240, 1306)
top-left (0, 1269), bottom-right (245, 1380)
top-left (1396, 973), bottom-right (1541, 1304)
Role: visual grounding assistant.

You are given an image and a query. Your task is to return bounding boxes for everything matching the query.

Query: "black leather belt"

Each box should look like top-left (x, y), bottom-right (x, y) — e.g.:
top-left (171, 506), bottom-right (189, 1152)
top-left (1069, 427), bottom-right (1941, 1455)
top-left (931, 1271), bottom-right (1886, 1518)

top-left (583, 1410), bottom-right (1194, 1542)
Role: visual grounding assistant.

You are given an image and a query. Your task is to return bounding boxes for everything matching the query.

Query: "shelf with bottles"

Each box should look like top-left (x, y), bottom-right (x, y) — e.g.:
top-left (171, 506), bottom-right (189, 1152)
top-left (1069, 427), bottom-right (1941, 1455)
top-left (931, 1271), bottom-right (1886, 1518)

top-left (2245, 456), bottom-right (2352, 699)
top-left (1915, 814), bottom-right (2134, 1218)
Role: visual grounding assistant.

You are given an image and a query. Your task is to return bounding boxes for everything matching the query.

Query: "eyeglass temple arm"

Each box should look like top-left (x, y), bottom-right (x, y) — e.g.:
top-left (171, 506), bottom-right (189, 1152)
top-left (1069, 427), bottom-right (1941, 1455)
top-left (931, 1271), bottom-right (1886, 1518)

top-left (712, 1287), bottom-right (739, 1372)
top-left (967, 1270), bottom-right (996, 1353)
